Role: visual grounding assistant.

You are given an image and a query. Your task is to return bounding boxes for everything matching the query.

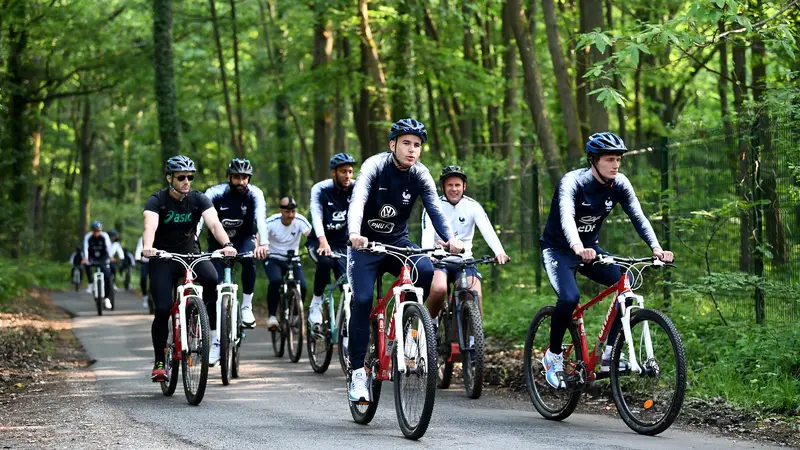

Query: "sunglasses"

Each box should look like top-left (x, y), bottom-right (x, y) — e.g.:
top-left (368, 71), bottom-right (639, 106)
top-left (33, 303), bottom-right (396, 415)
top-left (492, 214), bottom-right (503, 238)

top-left (174, 175), bottom-right (195, 182)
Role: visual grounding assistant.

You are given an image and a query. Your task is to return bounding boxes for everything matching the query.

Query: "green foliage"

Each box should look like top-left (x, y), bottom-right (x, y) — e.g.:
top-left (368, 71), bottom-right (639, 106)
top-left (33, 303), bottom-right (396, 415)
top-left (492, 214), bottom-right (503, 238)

top-left (0, 258), bottom-right (69, 308)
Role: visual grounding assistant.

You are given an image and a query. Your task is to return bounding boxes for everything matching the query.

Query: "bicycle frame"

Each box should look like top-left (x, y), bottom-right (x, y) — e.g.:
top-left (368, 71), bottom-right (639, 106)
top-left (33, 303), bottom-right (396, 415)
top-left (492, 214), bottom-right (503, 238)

top-left (325, 273), bottom-right (349, 345)
top-left (443, 266), bottom-right (479, 363)
top-left (216, 265), bottom-right (239, 346)
top-left (93, 265), bottom-right (105, 299)
top-left (568, 262), bottom-right (650, 381)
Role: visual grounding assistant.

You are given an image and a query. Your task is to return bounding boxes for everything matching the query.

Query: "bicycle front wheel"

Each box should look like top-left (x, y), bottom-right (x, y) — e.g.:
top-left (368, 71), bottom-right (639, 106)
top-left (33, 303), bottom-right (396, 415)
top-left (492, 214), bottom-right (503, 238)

top-left (287, 287), bottom-right (304, 363)
top-left (461, 298), bottom-right (485, 399)
top-left (610, 308), bottom-right (687, 436)
top-left (393, 301), bottom-right (437, 440)
top-left (161, 315), bottom-right (180, 396)
top-left (523, 305), bottom-right (583, 421)
top-left (337, 291), bottom-right (350, 376)
top-left (308, 299), bottom-right (333, 373)
top-left (220, 296), bottom-right (233, 386)
top-left (232, 301), bottom-right (242, 379)
top-left (181, 296), bottom-right (210, 405)
top-left (349, 318), bottom-right (381, 424)
top-left (272, 295), bottom-right (286, 358)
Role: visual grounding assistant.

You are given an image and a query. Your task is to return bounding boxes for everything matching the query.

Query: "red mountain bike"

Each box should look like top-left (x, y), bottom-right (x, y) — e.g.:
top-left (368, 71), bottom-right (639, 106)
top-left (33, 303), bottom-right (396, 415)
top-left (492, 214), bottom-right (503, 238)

top-left (524, 255), bottom-right (686, 435)
top-left (346, 243), bottom-right (448, 440)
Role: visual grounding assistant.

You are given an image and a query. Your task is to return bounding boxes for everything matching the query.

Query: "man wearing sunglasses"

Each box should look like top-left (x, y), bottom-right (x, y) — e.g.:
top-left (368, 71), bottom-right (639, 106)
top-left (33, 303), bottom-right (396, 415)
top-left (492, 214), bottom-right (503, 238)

top-left (197, 158), bottom-right (269, 329)
top-left (142, 155), bottom-right (237, 381)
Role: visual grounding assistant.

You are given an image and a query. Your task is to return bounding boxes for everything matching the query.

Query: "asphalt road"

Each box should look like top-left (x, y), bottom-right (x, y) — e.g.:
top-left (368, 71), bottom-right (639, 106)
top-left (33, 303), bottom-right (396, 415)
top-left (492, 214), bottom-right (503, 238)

top-left (19, 289), bottom-right (781, 449)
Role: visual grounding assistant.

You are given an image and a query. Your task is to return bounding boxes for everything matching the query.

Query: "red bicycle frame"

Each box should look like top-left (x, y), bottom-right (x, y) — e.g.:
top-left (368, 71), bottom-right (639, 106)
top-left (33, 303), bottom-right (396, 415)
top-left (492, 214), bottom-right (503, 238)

top-left (369, 264), bottom-right (415, 382)
top-left (563, 272), bottom-right (632, 382)
top-left (168, 267), bottom-right (198, 362)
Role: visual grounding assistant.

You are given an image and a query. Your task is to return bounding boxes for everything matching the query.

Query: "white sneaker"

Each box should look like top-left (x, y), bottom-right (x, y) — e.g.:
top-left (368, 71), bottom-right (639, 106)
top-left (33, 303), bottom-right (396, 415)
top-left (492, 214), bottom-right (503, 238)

top-left (349, 367), bottom-right (370, 402)
top-left (104, 298), bottom-right (112, 310)
top-left (242, 306), bottom-right (256, 329)
top-left (543, 349), bottom-right (566, 389)
top-left (308, 303), bottom-right (323, 326)
top-left (86, 286), bottom-right (93, 295)
top-left (267, 315), bottom-right (279, 331)
top-left (113, 285), bottom-right (119, 292)
top-left (209, 341), bottom-right (221, 366)
top-left (142, 295), bottom-right (149, 309)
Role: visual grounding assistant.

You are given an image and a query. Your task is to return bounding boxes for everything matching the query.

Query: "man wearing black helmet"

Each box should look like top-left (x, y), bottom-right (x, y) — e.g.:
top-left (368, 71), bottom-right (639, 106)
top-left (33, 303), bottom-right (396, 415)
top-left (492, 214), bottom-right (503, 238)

top-left (81, 220), bottom-right (115, 309)
top-left (142, 155), bottom-right (237, 382)
top-left (197, 158), bottom-right (269, 329)
top-left (306, 152), bottom-right (357, 327)
top-left (346, 118), bottom-right (463, 403)
top-left (422, 165), bottom-right (510, 321)
top-left (539, 132), bottom-right (674, 390)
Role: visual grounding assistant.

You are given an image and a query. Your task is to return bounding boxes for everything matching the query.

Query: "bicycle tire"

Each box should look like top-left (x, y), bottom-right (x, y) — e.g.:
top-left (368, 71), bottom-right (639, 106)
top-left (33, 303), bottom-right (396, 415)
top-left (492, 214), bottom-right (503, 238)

top-left (461, 298), bottom-right (485, 399)
top-left (287, 287), bottom-right (304, 363)
top-left (337, 291), bottom-right (349, 376)
top-left (220, 296), bottom-right (232, 386)
top-left (181, 296), bottom-right (210, 406)
top-left (523, 305), bottom-right (583, 421)
top-left (72, 269), bottom-right (80, 292)
top-left (95, 284), bottom-right (103, 317)
top-left (161, 315), bottom-right (180, 396)
top-left (436, 306), bottom-right (453, 389)
top-left (124, 268), bottom-right (131, 291)
top-left (308, 299), bottom-right (333, 373)
top-left (610, 308), bottom-right (687, 436)
top-left (349, 318), bottom-right (381, 424)
top-left (394, 301), bottom-right (437, 440)
top-left (272, 294), bottom-right (286, 358)
top-left (232, 301), bottom-right (242, 379)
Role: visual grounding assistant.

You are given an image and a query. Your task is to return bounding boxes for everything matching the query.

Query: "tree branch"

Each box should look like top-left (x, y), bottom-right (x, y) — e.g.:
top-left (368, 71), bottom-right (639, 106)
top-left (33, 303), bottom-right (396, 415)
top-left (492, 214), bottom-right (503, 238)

top-left (709, 0), bottom-right (800, 44)
top-left (28, 83), bottom-right (118, 103)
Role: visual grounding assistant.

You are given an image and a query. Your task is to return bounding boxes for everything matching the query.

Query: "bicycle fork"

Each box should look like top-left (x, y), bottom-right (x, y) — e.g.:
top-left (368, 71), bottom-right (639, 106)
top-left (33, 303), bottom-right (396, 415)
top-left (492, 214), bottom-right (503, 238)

top-left (391, 284), bottom-right (425, 376)
top-left (618, 290), bottom-right (650, 374)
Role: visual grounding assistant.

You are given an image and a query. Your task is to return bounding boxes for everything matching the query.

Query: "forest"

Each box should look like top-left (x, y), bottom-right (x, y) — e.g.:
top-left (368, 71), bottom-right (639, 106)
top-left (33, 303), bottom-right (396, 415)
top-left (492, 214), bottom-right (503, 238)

top-left (1, 0), bottom-right (799, 415)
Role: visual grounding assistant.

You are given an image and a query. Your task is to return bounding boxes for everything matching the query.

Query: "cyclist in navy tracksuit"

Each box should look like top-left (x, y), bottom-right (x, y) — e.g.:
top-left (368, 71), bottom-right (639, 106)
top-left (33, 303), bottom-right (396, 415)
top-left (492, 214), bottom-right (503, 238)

top-left (306, 153), bottom-right (356, 327)
top-left (346, 118), bottom-right (463, 403)
top-left (82, 220), bottom-right (115, 310)
top-left (540, 132), bottom-right (674, 389)
top-left (198, 158), bottom-right (269, 329)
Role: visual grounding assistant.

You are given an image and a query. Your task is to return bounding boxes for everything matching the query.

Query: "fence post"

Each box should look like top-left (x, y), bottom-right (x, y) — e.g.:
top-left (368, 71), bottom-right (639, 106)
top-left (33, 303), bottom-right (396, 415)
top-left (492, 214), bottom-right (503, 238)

top-left (532, 163), bottom-right (542, 290)
top-left (659, 136), bottom-right (672, 308)
top-left (751, 120), bottom-right (766, 324)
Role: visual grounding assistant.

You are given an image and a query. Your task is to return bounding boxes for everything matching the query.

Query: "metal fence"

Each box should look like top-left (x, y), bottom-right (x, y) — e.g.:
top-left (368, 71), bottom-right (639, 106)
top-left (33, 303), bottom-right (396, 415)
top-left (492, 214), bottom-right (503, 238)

top-left (417, 115), bottom-right (800, 323)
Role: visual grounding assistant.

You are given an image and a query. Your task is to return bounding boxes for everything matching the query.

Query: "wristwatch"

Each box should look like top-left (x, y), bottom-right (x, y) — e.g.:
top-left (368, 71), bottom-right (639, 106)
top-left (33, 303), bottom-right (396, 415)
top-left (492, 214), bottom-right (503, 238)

top-left (224, 242), bottom-right (234, 248)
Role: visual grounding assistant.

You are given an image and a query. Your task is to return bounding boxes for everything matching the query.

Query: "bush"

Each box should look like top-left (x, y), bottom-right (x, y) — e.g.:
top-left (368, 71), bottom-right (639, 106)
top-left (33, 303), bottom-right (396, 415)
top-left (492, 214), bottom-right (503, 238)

top-left (0, 258), bottom-right (70, 308)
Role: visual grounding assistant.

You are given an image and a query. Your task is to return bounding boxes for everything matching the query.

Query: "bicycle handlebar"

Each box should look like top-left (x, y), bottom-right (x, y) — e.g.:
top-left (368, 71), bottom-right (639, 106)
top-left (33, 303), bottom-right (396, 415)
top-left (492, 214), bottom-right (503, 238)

top-left (267, 252), bottom-right (305, 261)
top-left (593, 254), bottom-right (676, 268)
top-left (432, 256), bottom-right (501, 268)
top-left (357, 241), bottom-right (456, 258)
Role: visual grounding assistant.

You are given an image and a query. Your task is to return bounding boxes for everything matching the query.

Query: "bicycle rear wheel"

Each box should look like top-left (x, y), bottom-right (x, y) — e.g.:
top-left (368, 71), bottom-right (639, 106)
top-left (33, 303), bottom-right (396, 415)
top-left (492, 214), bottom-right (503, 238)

top-left (220, 296), bottom-right (233, 386)
top-left (523, 305), bottom-right (583, 421)
top-left (461, 297), bottom-right (484, 399)
top-left (436, 305), bottom-right (453, 389)
top-left (349, 318), bottom-right (381, 424)
top-left (394, 301), bottom-right (437, 440)
top-left (161, 315), bottom-right (180, 396)
top-left (181, 296), bottom-right (210, 405)
top-left (271, 295), bottom-right (286, 357)
top-left (610, 308), bottom-right (687, 436)
top-left (308, 299), bottom-right (333, 373)
top-left (287, 287), bottom-right (304, 363)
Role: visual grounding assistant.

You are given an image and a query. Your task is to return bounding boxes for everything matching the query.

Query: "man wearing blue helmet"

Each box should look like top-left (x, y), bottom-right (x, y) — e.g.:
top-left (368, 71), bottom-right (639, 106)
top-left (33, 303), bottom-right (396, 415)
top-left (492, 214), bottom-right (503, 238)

top-left (539, 132), bottom-right (674, 389)
top-left (346, 118), bottom-right (463, 403)
top-left (306, 153), bottom-right (357, 327)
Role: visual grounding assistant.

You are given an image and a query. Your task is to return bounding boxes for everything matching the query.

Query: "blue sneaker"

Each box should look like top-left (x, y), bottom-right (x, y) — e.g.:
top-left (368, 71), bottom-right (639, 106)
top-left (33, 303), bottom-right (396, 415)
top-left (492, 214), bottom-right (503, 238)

top-left (542, 349), bottom-right (566, 389)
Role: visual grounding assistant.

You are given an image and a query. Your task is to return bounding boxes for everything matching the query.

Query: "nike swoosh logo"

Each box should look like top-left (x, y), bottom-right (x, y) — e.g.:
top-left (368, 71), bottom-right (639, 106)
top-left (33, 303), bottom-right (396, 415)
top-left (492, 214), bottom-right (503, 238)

top-left (379, 187), bottom-right (388, 191)
top-left (581, 202), bottom-right (591, 206)
top-left (220, 207), bottom-right (229, 210)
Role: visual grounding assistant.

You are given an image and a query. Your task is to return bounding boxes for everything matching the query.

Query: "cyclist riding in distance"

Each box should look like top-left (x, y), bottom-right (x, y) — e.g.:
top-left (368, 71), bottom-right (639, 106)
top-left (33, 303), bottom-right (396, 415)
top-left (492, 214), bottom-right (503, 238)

top-left (142, 155), bottom-right (237, 382)
top-left (264, 196), bottom-right (312, 331)
top-left (107, 230), bottom-right (126, 291)
top-left (135, 235), bottom-right (150, 309)
top-left (306, 152), bottom-right (357, 327)
top-left (540, 132), bottom-right (674, 389)
top-left (347, 117), bottom-right (464, 403)
top-left (422, 165), bottom-right (510, 320)
top-left (69, 245), bottom-right (84, 287)
top-left (197, 158), bottom-right (269, 329)
top-left (81, 220), bottom-right (115, 309)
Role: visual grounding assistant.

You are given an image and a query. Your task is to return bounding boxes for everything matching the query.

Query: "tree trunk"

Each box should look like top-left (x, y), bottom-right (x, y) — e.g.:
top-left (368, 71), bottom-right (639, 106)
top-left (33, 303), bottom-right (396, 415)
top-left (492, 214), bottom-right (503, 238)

top-left (499, 2), bottom-right (517, 226)
top-left (633, 57), bottom-right (643, 148)
top-left (506, 0), bottom-right (564, 187)
top-left (732, 38), bottom-right (751, 272)
top-left (29, 117), bottom-right (45, 233)
top-left (312, 12), bottom-right (334, 181)
top-left (478, 10), bottom-right (500, 148)
top-left (229, 0), bottom-right (245, 156)
top-left (355, 39), bottom-right (372, 157)
top-left (542, 0), bottom-right (582, 161)
top-left (581, 0), bottom-right (609, 132)
top-left (78, 99), bottom-right (95, 241)
top-left (152, 0), bottom-right (181, 164)
top-left (6, 14), bottom-right (28, 258)
top-left (357, 0), bottom-right (391, 139)
top-left (425, 78), bottom-right (441, 154)
top-left (458, 0), bottom-right (474, 160)
top-left (606, 0), bottom-right (625, 143)
top-left (752, 32), bottom-right (787, 265)
top-left (209, 0), bottom-right (238, 156)
top-left (391, 8), bottom-right (412, 119)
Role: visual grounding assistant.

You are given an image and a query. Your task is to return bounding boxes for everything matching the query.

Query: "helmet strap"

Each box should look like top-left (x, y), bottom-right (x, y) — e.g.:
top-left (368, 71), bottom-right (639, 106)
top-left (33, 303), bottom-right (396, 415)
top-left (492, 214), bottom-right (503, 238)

top-left (168, 174), bottom-right (188, 201)
top-left (589, 157), bottom-right (613, 187)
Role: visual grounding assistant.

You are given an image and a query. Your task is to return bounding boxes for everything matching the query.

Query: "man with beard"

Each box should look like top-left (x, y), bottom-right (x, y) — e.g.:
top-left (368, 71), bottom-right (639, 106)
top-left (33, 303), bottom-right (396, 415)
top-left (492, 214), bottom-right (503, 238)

top-left (198, 158), bottom-right (269, 331)
top-left (306, 153), bottom-right (357, 327)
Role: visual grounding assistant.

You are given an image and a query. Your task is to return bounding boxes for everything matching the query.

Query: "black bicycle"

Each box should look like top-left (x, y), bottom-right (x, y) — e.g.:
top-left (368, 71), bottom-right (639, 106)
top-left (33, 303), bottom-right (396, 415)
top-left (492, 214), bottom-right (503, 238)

top-left (268, 251), bottom-right (305, 363)
top-left (434, 256), bottom-right (499, 399)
